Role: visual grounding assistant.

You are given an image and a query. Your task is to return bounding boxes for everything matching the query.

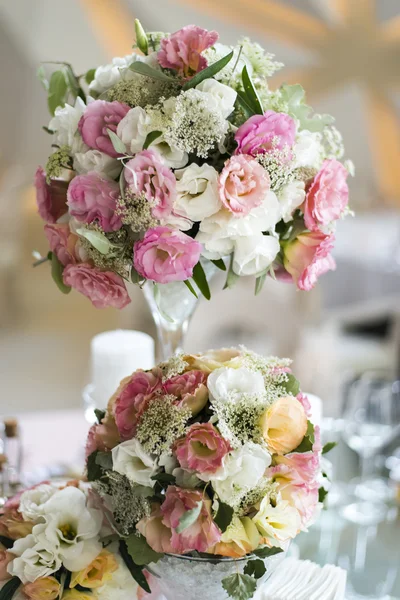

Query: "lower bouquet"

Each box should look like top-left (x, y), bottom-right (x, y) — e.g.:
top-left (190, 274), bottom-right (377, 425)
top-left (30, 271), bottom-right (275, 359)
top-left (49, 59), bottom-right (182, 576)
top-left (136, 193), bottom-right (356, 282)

top-left (85, 347), bottom-right (331, 600)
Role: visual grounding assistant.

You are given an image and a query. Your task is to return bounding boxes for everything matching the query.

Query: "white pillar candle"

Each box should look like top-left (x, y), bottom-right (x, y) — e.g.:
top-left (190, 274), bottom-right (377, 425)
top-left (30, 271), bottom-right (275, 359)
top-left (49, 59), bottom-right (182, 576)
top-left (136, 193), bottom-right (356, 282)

top-left (305, 393), bottom-right (323, 427)
top-left (90, 330), bottom-right (155, 409)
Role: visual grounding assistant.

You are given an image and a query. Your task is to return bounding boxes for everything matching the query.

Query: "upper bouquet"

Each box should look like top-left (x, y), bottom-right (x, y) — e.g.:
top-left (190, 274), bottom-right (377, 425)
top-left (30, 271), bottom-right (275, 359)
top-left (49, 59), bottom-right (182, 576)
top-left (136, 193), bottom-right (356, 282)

top-left (35, 21), bottom-right (353, 309)
top-left (86, 347), bottom-right (331, 598)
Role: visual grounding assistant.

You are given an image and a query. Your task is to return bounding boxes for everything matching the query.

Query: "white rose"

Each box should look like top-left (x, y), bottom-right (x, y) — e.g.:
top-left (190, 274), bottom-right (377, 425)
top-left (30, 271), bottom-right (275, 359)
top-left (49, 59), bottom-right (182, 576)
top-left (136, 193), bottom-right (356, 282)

top-left (8, 534), bottom-right (61, 584)
top-left (278, 180), bottom-right (305, 223)
top-left (175, 163), bottom-right (221, 222)
top-left (49, 97), bottom-right (86, 147)
top-left (18, 484), bottom-right (57, 522)
top-left (233, 233), bottom-right (280, 276)
top-left (89, 53), bottom-right (141, 95)
top-left (294, 130), bottom-right (323, 169)
top-left (196, 79), bottom-right (237, 118)
top-left (73, 146), bottom-right (121, 179)
top-left (112, 439), bottom-right (159, 487)
top-left (253, 496), bottom-right (301, 544)
top-left (208, 367), bottom-right (266, 404)
top-left (206, 442), bottom-right (271, 503)
top-left (116, 106), bottom-right (150, 154)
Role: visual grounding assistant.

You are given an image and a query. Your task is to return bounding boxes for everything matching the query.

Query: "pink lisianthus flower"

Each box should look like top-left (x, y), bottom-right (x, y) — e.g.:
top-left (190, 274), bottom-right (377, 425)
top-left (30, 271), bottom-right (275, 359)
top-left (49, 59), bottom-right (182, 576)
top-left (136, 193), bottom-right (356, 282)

top-left (63, 263), bottom-right (131, 309)
top-left (133, 226), bottom-right (202, 284)
top-left (78, 100), bottom-right (130, 158)
top-left (303, 159), bottom-right (349, 231)
top-left (44, 223), bottom-right (78, 267)
top-left (124, 149), bottom-right (176, 220)
top-left (282, 231), bottom-right (336, 291)
top-left (235, 111), bottom-right (296, 157)
top-left (218, 154), bottom-right (270, 216)
top-left (174, 423), bottom-right (231, 475)
top-left (161, 487), bottom-right (221, 553)
top-left (35, 167), bottom-right (69, 223)
top-left (85, 414), bottom-right (120, 458)
top-left (269, 466), bottom-right (319, 528)
top-left (158, 25), bottom-right (218, 79)
top-left (163, 370), bottom-right (208, 415)
top-left (114, 369), bottom-right (162, 440)
top-left (136, 505), bottom-right (174, 554)
top-left (296, 392), bottom-right (312, 419)
top-left (67, 172), bottom-right (122, 232)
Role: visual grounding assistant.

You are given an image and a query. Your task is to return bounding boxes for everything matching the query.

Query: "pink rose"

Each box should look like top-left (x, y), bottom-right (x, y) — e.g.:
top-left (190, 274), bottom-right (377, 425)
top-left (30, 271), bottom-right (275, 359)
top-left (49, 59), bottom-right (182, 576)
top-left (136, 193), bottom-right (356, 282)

top-left (218, 154), bottom-right (270, 216)
top-left (0, 548), bottom-right (13, 581)
top-left (85, 414), bottom-right (120, 458)
top-left (158, 25), bottom-right (218, 78)
top-left (283, 231), bottom-right (336, 291)
top-left (136, 505), bottom-right (173, 554)
top-left (44, 223), bottom-right (78, 267)
top-left (269, 465), bottom-right (319, 527)
top-left (235, 111), bottom-right (296, 157)
top-left (175, 423), bottom-right (231, 474)
top-left (78, 100), bottom-right (130, 158)
top-left (114, 369), bottom-right (162, 440)
top-left (303, 159), bottom-right (349, 231)
top-left (124, 149), bottom-right (176, 220)
top-left (35, 167), bottom-right (69, 223)
top-left (163, 370), bottom-right (208, 415)
top-left (161, 487), bottom-right (221, 553)
top-left (67, 172), bottom-right (121, 232)
top-left (133, 226), bottom-right (202, 284)
top-left (63, 263), bottom-right (131, 309)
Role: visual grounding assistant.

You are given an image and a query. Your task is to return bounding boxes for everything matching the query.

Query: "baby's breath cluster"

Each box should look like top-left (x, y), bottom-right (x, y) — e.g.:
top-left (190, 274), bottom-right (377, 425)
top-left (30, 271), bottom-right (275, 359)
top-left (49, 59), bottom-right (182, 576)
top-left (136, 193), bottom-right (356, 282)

top-left (256, 141), bottom-right (294, 191)
top-left (212, 392), bottom-right (266, 448)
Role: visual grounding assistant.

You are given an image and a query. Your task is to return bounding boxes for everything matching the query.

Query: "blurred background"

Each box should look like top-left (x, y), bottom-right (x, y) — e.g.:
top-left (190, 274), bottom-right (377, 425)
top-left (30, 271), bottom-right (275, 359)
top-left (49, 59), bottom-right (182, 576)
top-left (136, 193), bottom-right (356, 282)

top-left (0, 1), bottom-right (400, 596)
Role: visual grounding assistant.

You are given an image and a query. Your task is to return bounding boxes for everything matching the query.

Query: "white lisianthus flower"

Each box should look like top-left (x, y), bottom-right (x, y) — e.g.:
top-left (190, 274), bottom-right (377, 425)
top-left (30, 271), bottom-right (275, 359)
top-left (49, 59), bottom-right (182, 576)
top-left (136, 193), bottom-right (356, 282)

top-left (18, 484), bottom-right (58, 522)
top-left (196, 79), bottom-right (237, 119)
top-left (34, 486), bottom-right (102, 572)
top-left (112, 439), bottom-right (159, 487)
top-left (233, 233), bottom-right (280, 276)
top-left (73, 145), bottom-right (121, 179)
top-left (116, 106), bottom-right (150, 154)
top-left (175, 163), bottom-right (221, 222)
top-left (89, 53), bottom-right (142, 95)
top-left (253, 496), bottom-right (301, 545)
top-left (277, 180), bottom-right (306, 223)
top-left (204, 442), bottom-right (271, 503)
top-left (8, 534), bottom-right (62, 584)
top-left (49, 97), bottom-right (86, 147)
top-left (208, 367), bottom-right (266, 404)
top-left (150, 136), bottom-right (189, 169)
top-left (294, 130), bottom-right (323, 169)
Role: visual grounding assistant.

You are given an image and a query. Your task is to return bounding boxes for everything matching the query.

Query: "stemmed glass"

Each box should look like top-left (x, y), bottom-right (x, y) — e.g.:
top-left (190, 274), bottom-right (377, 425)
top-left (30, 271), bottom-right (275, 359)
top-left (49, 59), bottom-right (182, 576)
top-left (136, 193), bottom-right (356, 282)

top-left (342, 374), bottom-right (400, 522)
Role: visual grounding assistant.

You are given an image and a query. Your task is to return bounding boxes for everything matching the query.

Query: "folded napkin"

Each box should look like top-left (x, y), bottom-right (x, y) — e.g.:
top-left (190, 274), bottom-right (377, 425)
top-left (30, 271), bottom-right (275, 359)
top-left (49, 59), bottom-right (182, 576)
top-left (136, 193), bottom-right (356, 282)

top-left (258, 558), bottom-right (347, 600)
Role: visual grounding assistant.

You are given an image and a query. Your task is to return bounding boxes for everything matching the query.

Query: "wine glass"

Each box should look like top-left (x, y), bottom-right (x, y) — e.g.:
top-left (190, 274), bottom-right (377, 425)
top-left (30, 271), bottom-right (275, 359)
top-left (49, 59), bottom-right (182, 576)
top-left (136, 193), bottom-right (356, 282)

top-left (342, 374), bottom-right (400, 521)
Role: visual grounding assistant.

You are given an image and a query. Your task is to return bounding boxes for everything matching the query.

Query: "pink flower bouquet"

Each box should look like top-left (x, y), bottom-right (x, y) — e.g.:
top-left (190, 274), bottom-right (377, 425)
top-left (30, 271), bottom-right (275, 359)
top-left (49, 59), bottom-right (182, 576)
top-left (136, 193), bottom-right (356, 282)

top-left (35, 21), bottom-right (353, 308)
top-left (86, 347), bottom-right (333, 599)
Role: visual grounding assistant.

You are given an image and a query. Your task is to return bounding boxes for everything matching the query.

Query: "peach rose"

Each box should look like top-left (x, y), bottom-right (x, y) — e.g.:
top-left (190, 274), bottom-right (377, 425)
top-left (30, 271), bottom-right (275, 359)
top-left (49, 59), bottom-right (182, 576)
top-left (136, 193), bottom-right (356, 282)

top-left (70, 550), bottom-right (118, 589)
top-left (183, 348), bottom-right (241, 373)
top-left (259, 396), bottom-right (307, 455)
top-left (211, 516), bottom-right (260, 558)
top-left (22, 577), bottom-right (60, 600)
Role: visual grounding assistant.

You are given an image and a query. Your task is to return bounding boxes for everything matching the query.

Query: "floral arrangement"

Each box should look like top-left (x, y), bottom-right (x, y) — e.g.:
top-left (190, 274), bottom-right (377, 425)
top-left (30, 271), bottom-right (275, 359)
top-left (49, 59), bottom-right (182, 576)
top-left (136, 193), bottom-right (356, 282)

top-left (34, 21), bottom-right (353, 309)
top-left (0, 481), bottom-right (142, 600)
top-left (86, 347), bottom-right (332, 599)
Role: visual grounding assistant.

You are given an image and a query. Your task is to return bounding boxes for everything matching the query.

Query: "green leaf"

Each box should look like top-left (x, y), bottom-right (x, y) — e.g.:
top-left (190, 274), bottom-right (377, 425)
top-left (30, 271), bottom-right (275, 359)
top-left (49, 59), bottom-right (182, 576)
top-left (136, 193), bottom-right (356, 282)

top-left (253, 546), bottom-right (284, 559)
top-left (85, 68), bottom-right (96, 85)
top-left (86, 451), bottom-right (104, 481)
top-left (282, 373), bottom-right (300, 396)
top-left (211, 258), bottom-right (226, 271)
top-left (126, 533), bottom-right (163, 566)
top-left (76, 228), bottom-right (113, 255)
top-left (119, 540), bottom-right (151, 593)
top-left (214, 501), bottom-right (234, 533)
top-left (37, 65), bottom-right (49, 91)
top-left (242, 65), bottom-right (263, 115)
top-left (255, 269), bottom-right (268, 295)
top-left (106, 128), bottom-right (126, 155)
top-left (192, 262), bottom-right (211, 300)
top-left (279, 83), bottom-right (334, 132)
top-left (223, 255), bottom-right (240, 290)
top-left (95, 451), bottom-right (113, 471)
top-left (151, 472), bottom-right (176, 484)
top-left (244, 558), bottom-right (266, 579)
top-left (183, 51), bottom-right (234, 91)
top-left (293, 420), bottom-right (315, 453)
top-left (42, 126), bottom-right (54, 135)
top-left (319, 487), bottom-right (329, 503)
top-left (221, 573), bottom-right (257, 600)
top-left (153, 283), bottom-right (175, 323)
top-left (322, 441), bottom-right (337, 455)
top-left (129, 61), bottom-right (176, 82)
top-left (47, 70), bottom-right (68, 116)
top-left (63, 64), bottom-right (81, 99)
top-left (94, 408), bottom-right (106, 424)
top-left (184, 279), bottom-right (198, 298)
top-left (235, 90), bottom-right (255, 119)
top-left (131, 266), bottom-right (145, 285)
top-left (0, 577), bottom-right (21, 600)
top-left (176, 501), bottom-right (202, 534)
top-left (143, 130), bottom-right (162, 150)
top-left (51, 252), bottom-right (71, 294)
top-left (134, 19), bottom-right (149, 55)
top-left (0, 536), bottom-right (13, 550)
top-left (133, 485), bottom-right (155, 498)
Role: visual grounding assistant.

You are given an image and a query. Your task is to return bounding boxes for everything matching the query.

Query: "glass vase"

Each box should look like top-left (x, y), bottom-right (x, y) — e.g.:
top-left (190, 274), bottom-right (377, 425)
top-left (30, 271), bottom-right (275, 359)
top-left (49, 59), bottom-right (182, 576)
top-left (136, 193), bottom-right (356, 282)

top-left (142, 260), bottom-right (219, 360)
top-left (146, 552), bottom-right (286, 600)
